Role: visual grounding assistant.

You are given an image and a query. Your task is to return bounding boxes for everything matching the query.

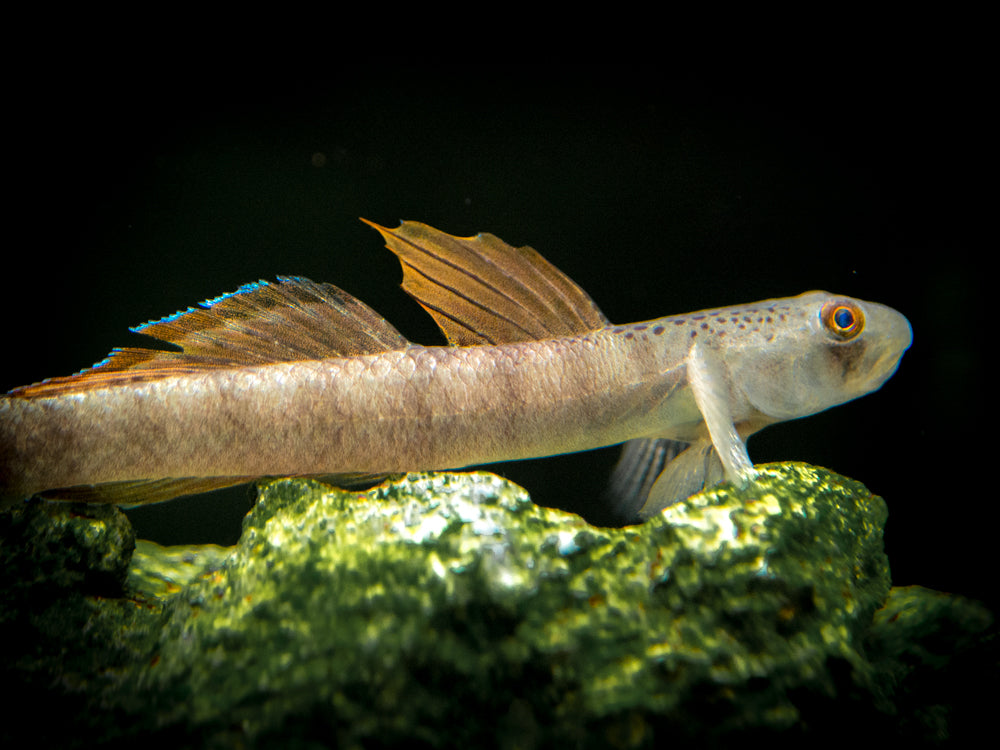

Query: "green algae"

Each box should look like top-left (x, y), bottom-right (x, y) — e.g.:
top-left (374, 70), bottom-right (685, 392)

top-left (1, 465), bottom-right (994, 748)
top-left (128, 538), bottom-right (233, 599)
top-left (867, 585), bottom-right (996, 743)
top-left (0, 497), bottom-right (135, 599)
top-left (132, 465), bottom-right (892, 744)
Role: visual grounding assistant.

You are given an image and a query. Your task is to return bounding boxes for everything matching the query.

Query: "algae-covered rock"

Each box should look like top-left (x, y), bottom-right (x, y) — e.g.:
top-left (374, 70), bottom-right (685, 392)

top-left (0, 499), bottom-right (152, 745)
top-left (0, 497), bottom-right (135, 599)
top-left (130, 465), bottom-right (891, 745)
top-left (128, 538), bottom-right (233, 599)
top-left (1, 464), bottom-right (994, 748)
top-left (867, 585), bottom-right (996, 743)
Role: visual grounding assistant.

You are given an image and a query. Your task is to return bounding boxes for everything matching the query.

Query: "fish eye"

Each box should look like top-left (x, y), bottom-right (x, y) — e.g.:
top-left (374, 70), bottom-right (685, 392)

top-left (820, 299), bottom-right (864, 340)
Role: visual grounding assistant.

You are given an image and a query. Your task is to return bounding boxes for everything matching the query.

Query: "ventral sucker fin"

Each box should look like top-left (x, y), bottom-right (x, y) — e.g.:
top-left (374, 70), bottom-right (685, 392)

top-left (362, 219), bottom-right (609, 345)
top-left (8, 277), bottom-right (410, 399)
top-left (603, 437), bottom-right (684, 521)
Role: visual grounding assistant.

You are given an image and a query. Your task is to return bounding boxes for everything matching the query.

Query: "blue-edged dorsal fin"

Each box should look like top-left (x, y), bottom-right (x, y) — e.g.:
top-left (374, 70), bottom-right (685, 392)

top-left (362, 219), bottom-right (609, 346)
top-left (9, 276), bottom-right (409, 399)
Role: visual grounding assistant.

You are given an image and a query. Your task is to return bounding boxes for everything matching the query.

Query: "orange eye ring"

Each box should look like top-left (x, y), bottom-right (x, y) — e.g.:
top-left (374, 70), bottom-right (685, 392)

top-left (821, 299), bottom-right (864, 339)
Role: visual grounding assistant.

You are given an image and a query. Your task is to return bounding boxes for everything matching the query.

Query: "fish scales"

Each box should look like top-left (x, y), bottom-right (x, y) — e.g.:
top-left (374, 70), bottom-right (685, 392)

top-left (1, 330), bottom-right (672, 498)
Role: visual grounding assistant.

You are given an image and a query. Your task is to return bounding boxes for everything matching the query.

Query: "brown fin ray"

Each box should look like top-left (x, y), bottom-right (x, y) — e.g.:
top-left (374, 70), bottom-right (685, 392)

top-left (35, 472), bottom-right (398, 506)
top-left (36, 477), bottom-right (260, 505)
top-left (362, 219), bottom-right (609, 346)
top-left (9, 277), bottom-right (409, 398)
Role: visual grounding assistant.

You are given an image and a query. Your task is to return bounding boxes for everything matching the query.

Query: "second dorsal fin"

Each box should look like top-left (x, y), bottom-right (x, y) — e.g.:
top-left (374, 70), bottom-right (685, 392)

top-left (10, 276), bottom-right (409, 399)
top-left (363, 219), bottom-right (609, 346)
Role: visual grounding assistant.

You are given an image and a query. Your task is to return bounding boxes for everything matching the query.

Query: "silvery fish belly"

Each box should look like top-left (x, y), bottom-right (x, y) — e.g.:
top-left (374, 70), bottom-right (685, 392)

top-left (0, 220), bottom-right (911, 519)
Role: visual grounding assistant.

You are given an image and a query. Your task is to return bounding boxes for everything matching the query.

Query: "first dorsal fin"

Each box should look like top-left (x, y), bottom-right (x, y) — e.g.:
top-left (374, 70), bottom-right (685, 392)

top-left (9, 276), bottom-right (409, 398)
top-left (363, 219), bottom-right (609, 346)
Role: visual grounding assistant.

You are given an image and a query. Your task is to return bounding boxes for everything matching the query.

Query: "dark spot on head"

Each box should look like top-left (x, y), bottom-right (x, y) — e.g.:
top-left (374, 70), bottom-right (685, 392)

top-left (701, 322), bottom-right (710, 330)
top-left (634, 324), bottom-right (647, 331)
top-left (653, 326), bottom-right (664, 335)
top-left (766, 317), bottom-right (773, 324)
top-left (692, 315), bottom-right (706, 321)
top-left (673, 319), bottom-right (686, 326)
top-left (825, 341), bottom-right (865, 379)
top-left (625, 332), bottom-right (634, 340)
top-left (613, 327), bottom-right (625, 334)
top-left (690, 330), bottom-right (698, 338)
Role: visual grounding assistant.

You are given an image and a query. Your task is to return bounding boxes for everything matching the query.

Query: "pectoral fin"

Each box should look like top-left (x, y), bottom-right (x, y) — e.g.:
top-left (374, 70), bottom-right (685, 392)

top-left (686, 342), bottom-right (756, 485)
top-left (609, 343), bottom-right (757, 521)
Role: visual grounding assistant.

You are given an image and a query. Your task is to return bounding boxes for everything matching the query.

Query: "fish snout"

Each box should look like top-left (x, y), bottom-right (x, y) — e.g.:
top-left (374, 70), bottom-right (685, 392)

top-left (864, 301), bottom-right (912, 386)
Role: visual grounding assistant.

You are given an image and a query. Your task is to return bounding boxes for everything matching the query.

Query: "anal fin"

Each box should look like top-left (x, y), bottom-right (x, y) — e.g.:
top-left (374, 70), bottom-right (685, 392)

top-left (34, 472), bottom-right (401, 507)
top-left (37, 477), bottom-right (261, 506)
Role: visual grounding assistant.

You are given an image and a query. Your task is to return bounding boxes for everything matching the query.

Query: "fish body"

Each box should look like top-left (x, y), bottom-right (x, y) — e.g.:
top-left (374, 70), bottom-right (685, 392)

top-left (0, 221), bottom-right (912, 517)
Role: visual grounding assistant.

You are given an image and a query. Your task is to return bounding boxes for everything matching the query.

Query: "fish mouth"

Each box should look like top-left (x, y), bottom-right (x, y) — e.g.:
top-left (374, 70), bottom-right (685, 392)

top-left (867, 305), bottom-right (913, 387)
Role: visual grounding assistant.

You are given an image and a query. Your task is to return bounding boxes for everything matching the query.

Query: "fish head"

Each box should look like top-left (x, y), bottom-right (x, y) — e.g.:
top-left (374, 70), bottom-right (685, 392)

top-left (733, 291), bottom-right (912, 422)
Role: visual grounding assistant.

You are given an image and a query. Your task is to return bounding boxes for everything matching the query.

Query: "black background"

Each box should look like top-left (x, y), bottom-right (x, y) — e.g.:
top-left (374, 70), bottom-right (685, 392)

top-left (5, 66), bottom-right (991, 611)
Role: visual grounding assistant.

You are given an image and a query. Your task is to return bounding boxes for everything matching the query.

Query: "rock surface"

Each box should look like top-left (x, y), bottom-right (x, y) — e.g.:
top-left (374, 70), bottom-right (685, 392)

top-left (0, 465), bottom-right (993, 748)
